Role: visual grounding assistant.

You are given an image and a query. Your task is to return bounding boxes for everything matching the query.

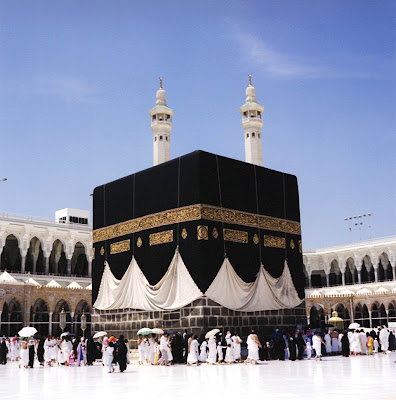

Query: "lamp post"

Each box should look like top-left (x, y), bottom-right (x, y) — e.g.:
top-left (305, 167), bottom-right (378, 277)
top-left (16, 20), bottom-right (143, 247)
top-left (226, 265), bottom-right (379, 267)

top-left (59, 307), bottom-right (66, 334)
top-left (81, 310), bottom-right (87, 338)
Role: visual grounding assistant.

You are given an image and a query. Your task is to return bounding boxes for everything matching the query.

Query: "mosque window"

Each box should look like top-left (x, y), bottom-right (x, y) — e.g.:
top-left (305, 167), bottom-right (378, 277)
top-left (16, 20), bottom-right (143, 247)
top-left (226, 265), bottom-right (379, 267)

top-left (154, 137), bottom-right (157, 141)
top-left (258, 111), bottom-right (261, 119)
top-left (246, 133), bottom-right (249, 138)
top-left (160, 136), bottom-right (163, 140)
top-left (252, 132), bottom-right (255, 137)
top-left (166, 136), bottom-right (168, 141)
top-left (152, 115), bottom-right (156, 121)
top-left (258, 133), bottom-right (261, 138)
top-left (166, 114), bottom-right (170, 121)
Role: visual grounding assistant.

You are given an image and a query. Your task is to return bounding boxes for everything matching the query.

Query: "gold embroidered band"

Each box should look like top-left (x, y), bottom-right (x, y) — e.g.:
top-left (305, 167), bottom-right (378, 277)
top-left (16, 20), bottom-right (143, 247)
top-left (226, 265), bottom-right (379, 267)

top-left (149, 230), bottom-right (174, 246)
top-left (264, 235), bottom-right (286, 249)
top-left (110, 239), bottom-right (130, 255)
top-left (93, 203), bottom-right (300, 243)
top-left (223, 229), bottom-right (248, 244)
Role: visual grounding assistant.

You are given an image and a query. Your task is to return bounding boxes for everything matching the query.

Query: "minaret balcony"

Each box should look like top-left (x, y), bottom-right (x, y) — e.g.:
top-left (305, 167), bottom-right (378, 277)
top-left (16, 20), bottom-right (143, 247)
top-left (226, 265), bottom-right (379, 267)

top-left (242, 117), bottom-right (263, 127)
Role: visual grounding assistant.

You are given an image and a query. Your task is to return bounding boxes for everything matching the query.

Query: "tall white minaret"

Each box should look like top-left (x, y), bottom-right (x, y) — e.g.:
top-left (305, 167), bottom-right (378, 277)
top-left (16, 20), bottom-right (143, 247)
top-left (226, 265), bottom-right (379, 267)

top-left (149, 78), bottom-right (174, 166)
top-left (239, 74), bottom-right (264, 167)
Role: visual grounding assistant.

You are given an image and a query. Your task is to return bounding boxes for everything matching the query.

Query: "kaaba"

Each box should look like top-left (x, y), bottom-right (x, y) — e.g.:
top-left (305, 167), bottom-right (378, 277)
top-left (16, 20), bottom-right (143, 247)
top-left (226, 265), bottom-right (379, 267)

top-left (92, 150), bottom-right (306, 339)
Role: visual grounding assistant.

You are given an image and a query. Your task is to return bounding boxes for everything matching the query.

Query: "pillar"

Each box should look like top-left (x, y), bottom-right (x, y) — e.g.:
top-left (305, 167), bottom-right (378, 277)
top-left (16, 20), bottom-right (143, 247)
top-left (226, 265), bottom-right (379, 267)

top-left (21, 255), bottom-right (26, 274)
top-left (306, 315), bottom-right (310, 326)
top-left (48, 312), bottom-right (53, 336)
top-left (0, 310), bottom-right (2, 335)
top-left (44, 257), bottom-right (50, 275)
top-left (373, 267), bottom-right (379, 283)
top-left (33, 259), bottom-right (37, 274)
top-left (67, 258), bottom-right (72, 275)
top-left (325, 273), bottom-right (330, 287)
top-left (87, 258), bottom-right (92, 278)
top-left (386, 310), bottom-right (389, 326)
top-left (341, 271), bottom-right (346, 286)
top-left (392, 265), bottom-right (396, 282)
top-left (368, 310), bottom-right (372, 329)
top-left (357, 270), bottom-right (362, 284)
top-left (70, 312), bottom-right (75, 334)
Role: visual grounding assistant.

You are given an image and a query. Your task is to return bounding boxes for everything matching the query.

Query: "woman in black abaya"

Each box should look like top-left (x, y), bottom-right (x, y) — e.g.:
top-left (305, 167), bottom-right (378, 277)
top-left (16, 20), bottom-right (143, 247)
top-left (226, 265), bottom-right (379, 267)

top-left (117, 335), bottom-right (128, 372)
top-left (86, 337), bottom-right (96, 365)
top-left (341, 331), bottom-right (350, 357)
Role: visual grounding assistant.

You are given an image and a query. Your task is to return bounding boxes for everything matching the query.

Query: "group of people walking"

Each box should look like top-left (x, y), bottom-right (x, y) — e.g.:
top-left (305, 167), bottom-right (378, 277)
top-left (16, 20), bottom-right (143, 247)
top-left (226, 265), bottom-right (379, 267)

top-left (137, 330), bottom-right (256, 366)
top-left (1, 325), bottom-right (394, 372)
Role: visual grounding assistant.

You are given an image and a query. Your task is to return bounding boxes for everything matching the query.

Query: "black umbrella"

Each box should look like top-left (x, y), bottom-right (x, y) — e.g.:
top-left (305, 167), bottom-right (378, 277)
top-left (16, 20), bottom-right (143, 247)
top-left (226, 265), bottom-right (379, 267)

top-left (33, 333), bottom-right (42, 340)
top-left (166, 330), bottom-right (179, 335)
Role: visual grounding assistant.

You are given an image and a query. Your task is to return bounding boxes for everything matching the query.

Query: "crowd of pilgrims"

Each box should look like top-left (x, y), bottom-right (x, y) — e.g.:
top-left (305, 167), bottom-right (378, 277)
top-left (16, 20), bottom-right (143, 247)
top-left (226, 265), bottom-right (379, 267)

top-left (0, 326), bottom-right (395, 371)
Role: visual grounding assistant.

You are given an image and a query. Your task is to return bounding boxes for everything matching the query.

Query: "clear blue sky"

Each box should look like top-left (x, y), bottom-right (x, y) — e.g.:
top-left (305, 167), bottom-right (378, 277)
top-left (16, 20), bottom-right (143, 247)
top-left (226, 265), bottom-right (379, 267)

top-left (0, 1), bottom-right (394, 248)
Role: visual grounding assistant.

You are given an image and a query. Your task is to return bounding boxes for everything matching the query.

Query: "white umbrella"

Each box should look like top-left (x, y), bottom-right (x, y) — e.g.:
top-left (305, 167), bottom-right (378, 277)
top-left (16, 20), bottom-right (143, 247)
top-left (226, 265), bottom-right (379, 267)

top-left (348, 323), bottom-right (360, 330)
top-left (205, 328), bottom-right (220, 339)
top-left (152, 328), bottom-right (164, 335)
top-left (93, 331), bottom-right (107, 339)
top-left (18, 327), bottom-right (37, 337)
top-left (60, 332), bottom-right (71, 338)
top-left (137, 327), bottom-right (152, 336)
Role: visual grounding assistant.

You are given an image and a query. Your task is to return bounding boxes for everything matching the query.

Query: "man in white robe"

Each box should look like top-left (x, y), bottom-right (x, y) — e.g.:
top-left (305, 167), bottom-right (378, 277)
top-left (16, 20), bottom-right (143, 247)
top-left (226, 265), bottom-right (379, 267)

top-left (51, 337), bottom-right (59, 363)
top-left (379, 327), bottom-right (389, 354)
top-left (359, 330), bottom-right (367, 355)
top-left (44, 337), bottom-right (52, 366)
top-left (246, 330), bottom-right (261, 364)
top-left (207, 336), bottom-right (217, 364)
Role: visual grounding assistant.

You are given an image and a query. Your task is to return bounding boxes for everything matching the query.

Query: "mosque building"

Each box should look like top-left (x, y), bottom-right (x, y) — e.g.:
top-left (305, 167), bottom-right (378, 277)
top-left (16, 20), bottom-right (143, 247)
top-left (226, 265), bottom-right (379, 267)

top-left (1, 78), bottom-right (395, 343)
top-left (0, 210), bottom-right (92, 337)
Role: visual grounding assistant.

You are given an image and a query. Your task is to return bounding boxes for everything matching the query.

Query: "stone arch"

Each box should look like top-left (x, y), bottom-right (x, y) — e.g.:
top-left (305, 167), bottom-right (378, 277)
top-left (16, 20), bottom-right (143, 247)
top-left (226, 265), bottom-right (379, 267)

top-left (388, 300), bottom-right (396, 323)
top-left (52, 299), bottom-right (72, 336)
top-left (345, 257), bottom-right (357, 284)
top-left (1, 234), bottom-right (22, 272)
top-left (329, 259), bottom-right (342, 286)
top-left (309, 304), bottom-right (325, 328)
top-left (30, 298), bottom-right (49, 336)
top-left (379, 252), bottom-right (392, 280)
top-left (71, 241), bottom-right (88, 276)
top-left (7, 298), bottom-right (23, 336)
top-left (362, 255), bottom-right (374, 283)
top-left (49, 239), bottom-right (67, 275)
top-left (371, 302), bottom-right (387, 327)
top-left (311, 266), bottom-right (326, 288)
top-left (25, 236), bottom-right (45, 273)
top-left (354, 302), bottom-right (370, 328)
top-left (75, 300), bottom-right (91, 336)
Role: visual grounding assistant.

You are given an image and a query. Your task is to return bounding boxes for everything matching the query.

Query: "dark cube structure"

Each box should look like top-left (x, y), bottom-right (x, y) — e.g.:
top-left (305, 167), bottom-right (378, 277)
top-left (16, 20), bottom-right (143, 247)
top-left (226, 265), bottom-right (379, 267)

top-left (91, 151), bottom-right (306, 343)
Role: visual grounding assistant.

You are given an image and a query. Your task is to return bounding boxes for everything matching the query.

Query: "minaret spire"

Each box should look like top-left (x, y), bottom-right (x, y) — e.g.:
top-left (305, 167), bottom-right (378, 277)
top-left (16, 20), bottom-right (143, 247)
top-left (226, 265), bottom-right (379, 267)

top-left (239, 75), bottom-right (264, 166)
top-left (149, 78), bottom-right (174, 166)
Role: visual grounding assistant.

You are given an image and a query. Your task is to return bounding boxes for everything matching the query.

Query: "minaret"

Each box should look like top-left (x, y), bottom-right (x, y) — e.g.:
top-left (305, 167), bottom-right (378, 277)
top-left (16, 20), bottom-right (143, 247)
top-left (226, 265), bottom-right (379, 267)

top-left (149, 77), bottom-right (174, 166)
top-left (239, 74), bottom-right (264, 167)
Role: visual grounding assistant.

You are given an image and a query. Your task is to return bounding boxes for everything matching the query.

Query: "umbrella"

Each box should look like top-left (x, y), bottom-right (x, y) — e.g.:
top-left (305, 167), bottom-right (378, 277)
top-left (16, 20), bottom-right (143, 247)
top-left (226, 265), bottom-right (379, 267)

top-left (152, 328), bottom-right (164, 335)
top-left (137, 327), bottom-right (152, 336)
top-left (33, 333), bottom-right (42, 340)
top-left (18, 327), bottom-right (37, 337)
top-left (205, 328), bottom-right (220, 339)
top-left (60, 332), bottom-right (72, 338)
top-left (93, 331), bottom-right (107, 339)
top-left (165, 330), bottom-right (179, 335)
top-left (348, 323), bottom-right (360, 330)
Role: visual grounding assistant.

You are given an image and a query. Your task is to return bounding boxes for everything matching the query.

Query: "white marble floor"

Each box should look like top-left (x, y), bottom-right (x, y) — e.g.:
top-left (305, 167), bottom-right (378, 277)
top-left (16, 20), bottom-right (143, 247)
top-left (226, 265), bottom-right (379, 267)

top-left (0, 353), bottom-right (395, 400)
